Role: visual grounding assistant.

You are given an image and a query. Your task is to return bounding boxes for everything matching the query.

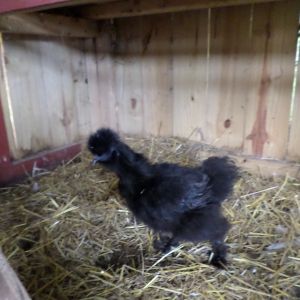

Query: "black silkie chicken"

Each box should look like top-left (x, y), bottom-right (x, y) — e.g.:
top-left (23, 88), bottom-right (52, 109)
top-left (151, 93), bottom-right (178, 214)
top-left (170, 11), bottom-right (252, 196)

top-left (88, 128), bottom-right (238, 268)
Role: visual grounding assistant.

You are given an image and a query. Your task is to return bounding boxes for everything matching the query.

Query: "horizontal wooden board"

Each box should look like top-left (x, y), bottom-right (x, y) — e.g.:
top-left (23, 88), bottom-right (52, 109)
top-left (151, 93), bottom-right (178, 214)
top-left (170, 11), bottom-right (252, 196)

top-left (79, 0), bottom-right (283, 20)
top-left (0, 13), bottom-right (100, 37)
top-left (0, 0), bottom-right (116, 14)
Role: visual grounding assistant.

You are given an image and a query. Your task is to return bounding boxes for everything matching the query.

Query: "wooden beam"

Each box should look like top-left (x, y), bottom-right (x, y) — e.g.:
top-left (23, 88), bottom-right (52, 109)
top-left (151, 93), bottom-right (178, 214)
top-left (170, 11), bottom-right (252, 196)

top-left (235, 156), bottom-right (300, 179)
top-left (0, 143), bottom-right (81, 186)
top-left (0, 62), bottom-right (11, 166)
top-left (0, 0), bottom-right (118, 14)
top-left (198, 150), bottom-right (300, 179)
top-left (0, 12), bottom-right (100, 37)
top-left (79, 0), bottom-right (283, 20)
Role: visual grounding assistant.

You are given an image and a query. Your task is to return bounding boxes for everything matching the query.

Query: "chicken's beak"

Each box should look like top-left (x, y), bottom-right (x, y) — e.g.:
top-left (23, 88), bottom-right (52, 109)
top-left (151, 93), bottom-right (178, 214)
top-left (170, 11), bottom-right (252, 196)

top-left (92, 152), bottom-right (112, 165)
top-left (92, 155), bottom-right (102, 165)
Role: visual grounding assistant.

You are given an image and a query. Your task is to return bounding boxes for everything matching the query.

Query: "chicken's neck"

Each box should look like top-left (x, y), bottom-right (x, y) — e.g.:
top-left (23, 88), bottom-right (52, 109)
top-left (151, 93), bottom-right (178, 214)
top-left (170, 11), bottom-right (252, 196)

top-left (116, 156), bottom-right (151, 181)
top-left (113, 144), bottom-right (153, 184)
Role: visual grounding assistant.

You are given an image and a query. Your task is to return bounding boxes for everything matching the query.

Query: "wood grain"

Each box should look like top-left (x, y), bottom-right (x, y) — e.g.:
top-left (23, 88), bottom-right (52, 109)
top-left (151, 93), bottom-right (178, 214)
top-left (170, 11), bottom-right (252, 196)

top-left (172, 10), bottom-right (208, 142)
top-left (0, 34), bottom-right (17, 158)
top-left (3, 36), bottom-right (51, 158)
top-left (208, 6), bottom-right (251, 150)
top-left (0, 1), bottom-right (299, 162)
top-left (243, 0), bottom-right (300, 159)
top-left (288, 35), bottom-right (300, 161)
top-left (2, 36), bottom-right (89, 159)
top-left (79, 0), bottom-right (283, 20)
top-left (0, 13), bottom-right (99, 37)
top-left (114, 18), bottom-right (145, 135)
top-left (85, 27), bottom-right (121, 133)
top-left (0, 0), bottom-right (117, 14)
top-left (141, 14), bottom-right (173, 136)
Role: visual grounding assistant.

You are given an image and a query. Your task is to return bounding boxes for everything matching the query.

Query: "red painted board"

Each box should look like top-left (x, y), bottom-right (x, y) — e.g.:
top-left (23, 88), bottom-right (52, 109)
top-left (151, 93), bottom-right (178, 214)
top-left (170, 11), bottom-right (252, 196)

top-left (0, 0), bottom-right (77, 14)
top-left (0, 143), bottom-right (81, 186)
top-left (0, 95), bottom-right (82, 185)
top-left (0, 92), bottom-right (10, 162)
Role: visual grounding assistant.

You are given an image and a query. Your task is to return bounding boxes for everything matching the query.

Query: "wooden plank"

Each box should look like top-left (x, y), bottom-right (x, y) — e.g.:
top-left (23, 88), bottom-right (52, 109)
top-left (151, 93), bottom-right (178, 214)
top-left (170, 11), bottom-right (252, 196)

top-left (38, 38), bottom-right (70, 149)
top-left (140, 14), bottom-right (173, 136)
top-left (0, 84), bottom-right (11, 164)
top-left (3, 35), bottom-right (52, 159)
top-left (207, 6), bottom-right (250, 150)
top-left (67, 39), bottom-right (91, 139)
top-left (85, 38), bottom-right (103, 132)
top-left (0, 250), bottom-right (31, 300)
top-left (199, 149), bottom-right (300, 178)
top-left (85, 26), bottom-right (119, 133)
top-left (79, 0), bottom-right (282, 20)
top-left (0, 143), bottom-right (81, 186)
top-left (238, 157), bottom-right (300, 178)
top-left (114, 17), bottom-right (144, 135)
top-left (0, 13), bottom-right (99, 37)
top-left (242, 4), bottom-right (268, 158)
top-left (41, 40), bottom-right (86, 147)
top-left (96, 32), bottom-right (119, 131)
top-left (260, 0), bottom-right (300, 159)
top-left (287, 43), bottom-right (300, 160)
top-left (2, 35), bottom-right (90, 159)
top-left (243, 0), bottom-right (300, 159)
top-left (0, 33), bottom-right (16, 159)
top-left (0, 0), bottom-right (117, 14)
top-left (172, 10), bottom-right (208, 141)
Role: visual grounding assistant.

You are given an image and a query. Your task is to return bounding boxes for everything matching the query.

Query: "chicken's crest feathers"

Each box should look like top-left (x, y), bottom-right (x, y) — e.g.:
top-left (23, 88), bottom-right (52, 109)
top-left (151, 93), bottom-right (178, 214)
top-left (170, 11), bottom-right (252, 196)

top-left (88, 128), bottom-right (120, 156)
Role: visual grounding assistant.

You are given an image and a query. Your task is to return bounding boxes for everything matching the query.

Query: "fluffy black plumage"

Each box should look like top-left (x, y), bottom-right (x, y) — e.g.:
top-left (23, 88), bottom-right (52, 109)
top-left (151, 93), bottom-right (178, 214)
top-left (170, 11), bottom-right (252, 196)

top-left (88, 128), bottom-right (239, 268)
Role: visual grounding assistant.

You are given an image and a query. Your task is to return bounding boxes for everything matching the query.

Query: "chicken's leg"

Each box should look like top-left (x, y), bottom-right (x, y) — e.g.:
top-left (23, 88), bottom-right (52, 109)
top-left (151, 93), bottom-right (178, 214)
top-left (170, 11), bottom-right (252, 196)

top-left (153, 233), bottom-right (179, 253)
top-left (208, 240), bottom-right (228, 268)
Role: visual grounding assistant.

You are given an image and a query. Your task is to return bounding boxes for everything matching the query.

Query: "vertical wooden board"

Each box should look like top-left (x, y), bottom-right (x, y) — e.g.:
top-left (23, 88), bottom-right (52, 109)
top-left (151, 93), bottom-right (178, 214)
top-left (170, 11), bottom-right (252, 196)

top-left (172, 10), bottom-right (209, 142)
top-left (85, 38), bottom-right (102, 132)
top-left (68, 39), bottom-right (91, 139)
top-left (0, 34), bottom-right (17, 159)
top-left (242, 3), bottom-right (269, 158)
top-left (140, 14), bottom-right (173, 136)
top-left (86, 27), bottom-right (118, 133)
top-left (208, 6), bottom-right (251, 150)
top-left (41, 38), bottom-right (90, 145)
top-left (243, 0), bottom-right (299, 159)
top-left (114, 17), bottom-right (144, 135)
top-left (265, 0), bottom-right (300, 160)
top-left (288, 49), bottom-right (300, 161)
top-left (3, 36), bottom-right (51, 159)
top-left (38, 38), bottom-right (78, 148)
top-left (97, 30), bottom-right (120, 131)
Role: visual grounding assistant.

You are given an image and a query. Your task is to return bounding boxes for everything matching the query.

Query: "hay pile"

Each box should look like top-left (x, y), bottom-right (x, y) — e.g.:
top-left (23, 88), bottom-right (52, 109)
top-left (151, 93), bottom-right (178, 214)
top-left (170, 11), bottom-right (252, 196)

top-left (0, 136), bottom-right (299, 300)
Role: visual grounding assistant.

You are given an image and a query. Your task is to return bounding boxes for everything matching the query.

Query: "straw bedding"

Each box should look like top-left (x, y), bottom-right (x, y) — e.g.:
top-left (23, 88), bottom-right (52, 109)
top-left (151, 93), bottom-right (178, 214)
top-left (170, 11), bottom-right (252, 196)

top-left (0, 136), bottom-right (299, 300)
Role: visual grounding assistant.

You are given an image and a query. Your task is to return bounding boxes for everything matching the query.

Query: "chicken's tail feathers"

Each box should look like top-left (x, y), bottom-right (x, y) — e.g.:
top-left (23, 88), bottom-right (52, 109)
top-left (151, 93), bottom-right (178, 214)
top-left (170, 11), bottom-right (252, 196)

top-left (202, 156), bottom-right (239, 202)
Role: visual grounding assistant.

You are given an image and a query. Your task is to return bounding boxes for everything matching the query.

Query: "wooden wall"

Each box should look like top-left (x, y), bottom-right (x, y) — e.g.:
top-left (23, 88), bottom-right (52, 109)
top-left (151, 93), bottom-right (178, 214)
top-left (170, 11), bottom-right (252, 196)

top-left (1, 0), bottom-right (300, 161)
top-left (0, 35), bottom-right (90, 159)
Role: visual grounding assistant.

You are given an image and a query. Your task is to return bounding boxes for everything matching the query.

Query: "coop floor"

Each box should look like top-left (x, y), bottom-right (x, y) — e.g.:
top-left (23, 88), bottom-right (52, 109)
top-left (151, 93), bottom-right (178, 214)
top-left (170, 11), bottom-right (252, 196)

top-left (0, 136), bottom-right (299, 300)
